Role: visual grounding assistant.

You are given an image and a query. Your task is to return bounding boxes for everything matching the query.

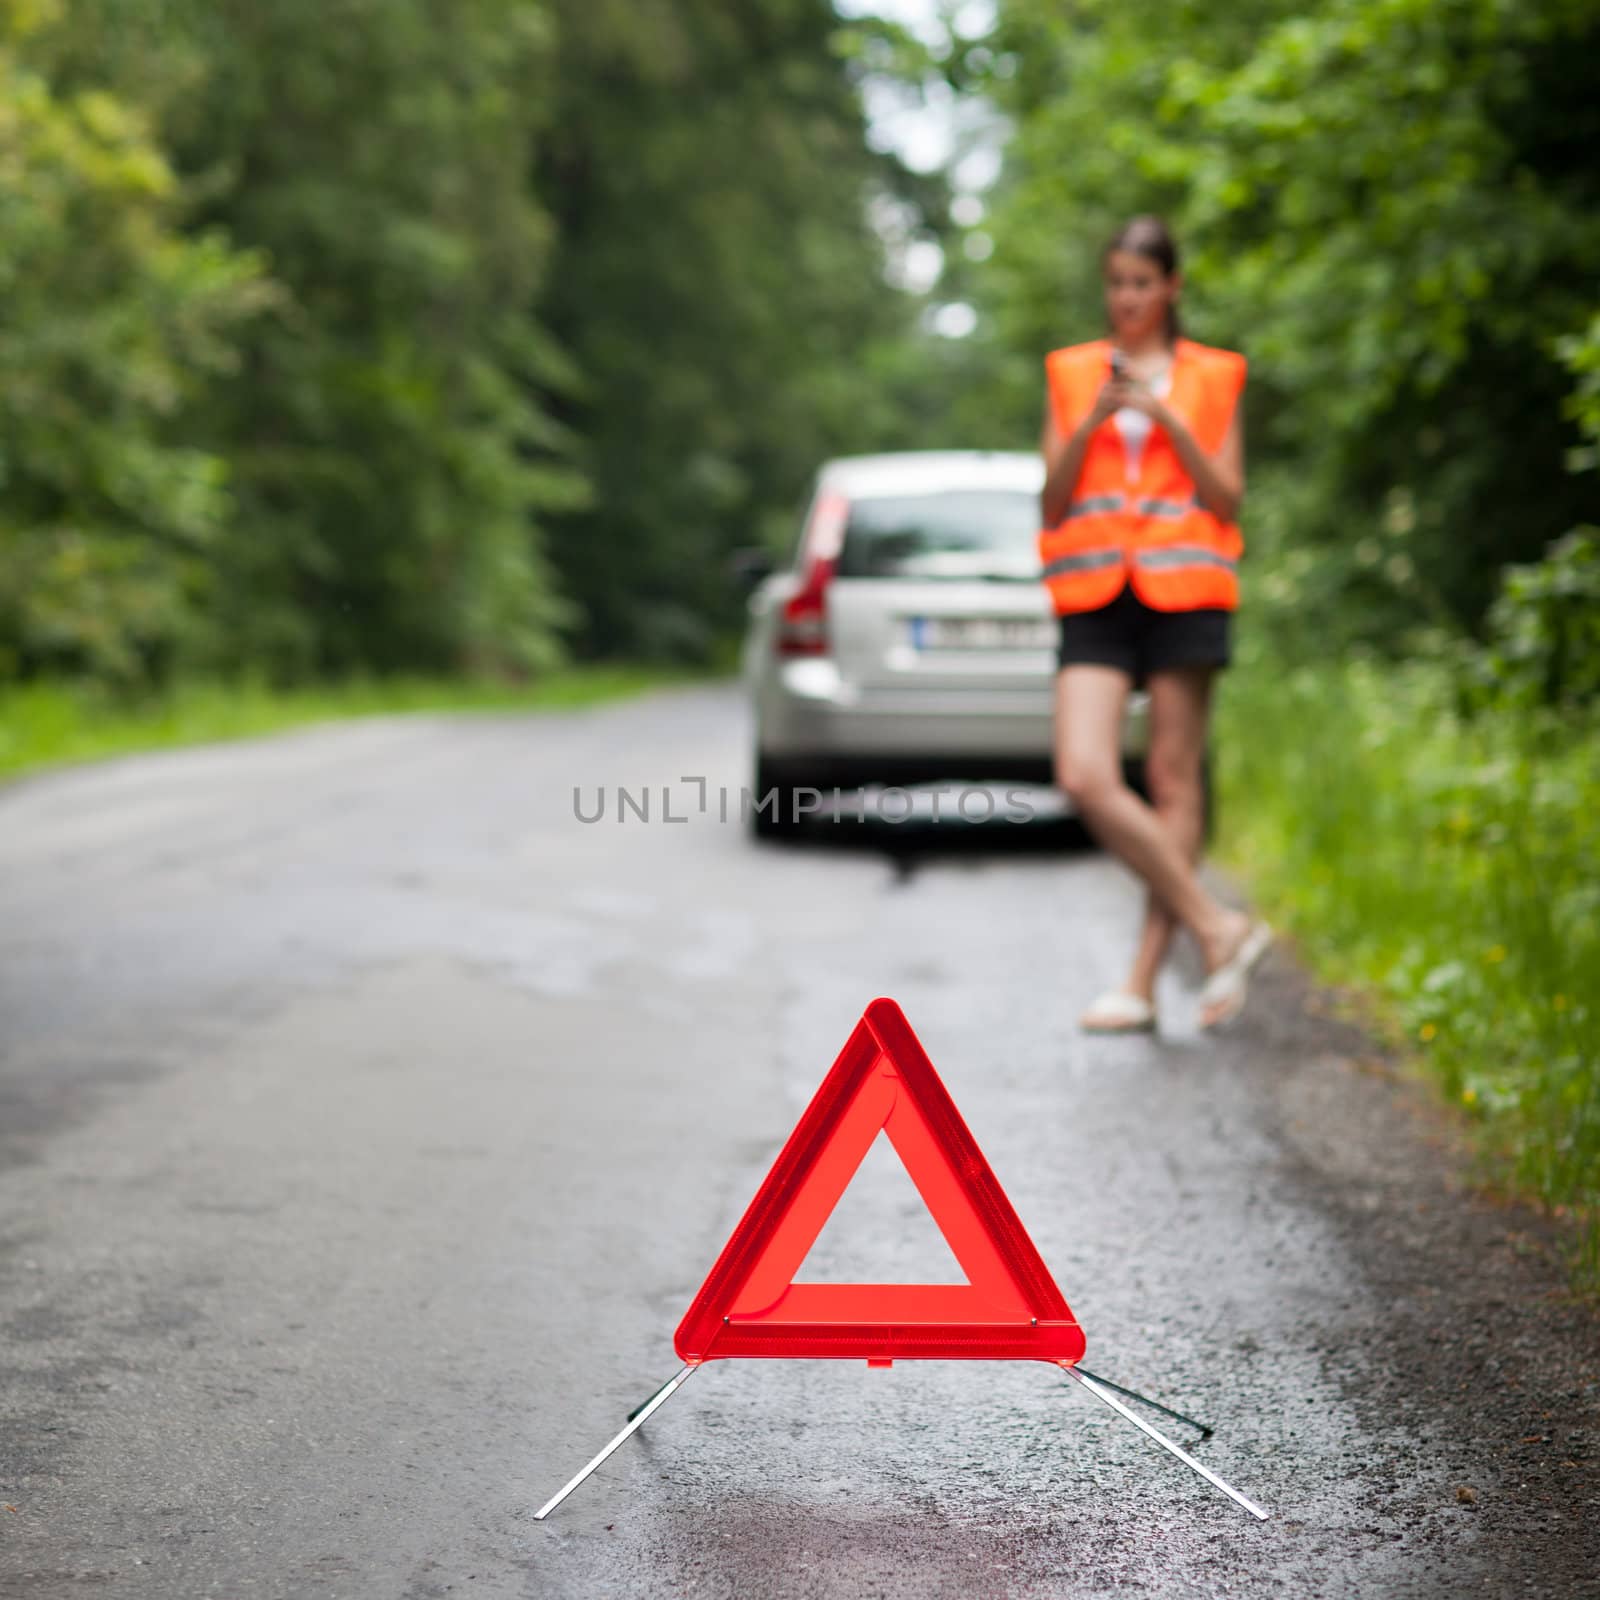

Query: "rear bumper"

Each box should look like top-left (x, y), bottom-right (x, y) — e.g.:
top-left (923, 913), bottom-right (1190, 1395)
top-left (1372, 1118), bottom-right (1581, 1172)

top-left (754, 657), bottom-right (1149, 776)
top-left (761, 750), bottom-right (1062, 789)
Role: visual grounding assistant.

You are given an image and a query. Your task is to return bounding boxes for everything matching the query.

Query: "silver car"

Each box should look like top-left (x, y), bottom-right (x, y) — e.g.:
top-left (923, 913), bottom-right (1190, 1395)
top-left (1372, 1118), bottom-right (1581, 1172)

top-left (738, 449), bottom-right (1152, 837)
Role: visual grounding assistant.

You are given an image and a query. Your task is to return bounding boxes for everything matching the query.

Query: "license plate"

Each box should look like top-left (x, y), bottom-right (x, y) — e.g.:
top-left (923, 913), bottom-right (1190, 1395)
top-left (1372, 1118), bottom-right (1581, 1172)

top-left (909, 615), bottom-right (1055, 650)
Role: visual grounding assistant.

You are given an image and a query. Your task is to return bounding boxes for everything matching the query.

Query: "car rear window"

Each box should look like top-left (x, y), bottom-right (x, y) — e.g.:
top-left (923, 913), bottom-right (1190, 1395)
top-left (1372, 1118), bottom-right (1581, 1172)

top-left (832, 489), bottom-right (1041, 580)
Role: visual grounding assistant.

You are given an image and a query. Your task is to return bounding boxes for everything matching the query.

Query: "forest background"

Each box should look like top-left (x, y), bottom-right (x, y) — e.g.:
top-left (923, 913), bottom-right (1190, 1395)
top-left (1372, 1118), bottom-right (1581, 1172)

top-left (1, 0), bottom-right (1596, 1273)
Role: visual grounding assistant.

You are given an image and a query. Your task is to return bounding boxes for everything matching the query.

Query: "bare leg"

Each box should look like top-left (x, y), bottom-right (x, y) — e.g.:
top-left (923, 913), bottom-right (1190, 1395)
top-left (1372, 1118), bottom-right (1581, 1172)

top-left (1123, 667), bottom-right (1214, 1000)
top-left (1053, 664), bottom-right (1250, 982)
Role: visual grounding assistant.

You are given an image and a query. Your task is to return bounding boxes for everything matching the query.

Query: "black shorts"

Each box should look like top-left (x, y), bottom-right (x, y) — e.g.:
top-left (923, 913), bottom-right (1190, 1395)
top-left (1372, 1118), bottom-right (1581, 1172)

top-left (1056, 583), bottom-right (1231, 689)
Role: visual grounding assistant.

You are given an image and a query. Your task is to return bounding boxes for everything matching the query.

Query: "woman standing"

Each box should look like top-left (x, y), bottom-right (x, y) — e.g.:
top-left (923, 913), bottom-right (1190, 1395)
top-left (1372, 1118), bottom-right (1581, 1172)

top-left (1038, 216), bottom-right (1271, 1032)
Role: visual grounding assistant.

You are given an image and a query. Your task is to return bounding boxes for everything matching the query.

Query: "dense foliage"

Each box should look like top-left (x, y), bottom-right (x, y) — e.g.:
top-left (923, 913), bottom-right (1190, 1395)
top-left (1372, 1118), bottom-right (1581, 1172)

top-left (534, 0), bottom-right (938, 661)
top-left (1215, 643), bottom-right (1600, 1283)
top-left (0, 0), bottom-right (941, 685)
top-left (9, 0), bottom-right (1594, 688)
top-left (966, 0), bottom-right (1600, 656)
top-left (0, 0), bottom-right (268, 685)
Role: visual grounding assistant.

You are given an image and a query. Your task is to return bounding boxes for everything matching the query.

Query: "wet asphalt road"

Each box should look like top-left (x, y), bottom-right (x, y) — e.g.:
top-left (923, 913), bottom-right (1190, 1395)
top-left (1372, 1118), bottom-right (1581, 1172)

top-left (1, 681), bottom-right (1596, 1600)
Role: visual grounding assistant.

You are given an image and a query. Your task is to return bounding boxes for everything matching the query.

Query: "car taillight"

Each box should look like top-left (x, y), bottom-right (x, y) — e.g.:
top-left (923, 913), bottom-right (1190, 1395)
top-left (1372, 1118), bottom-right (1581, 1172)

top-left (776, 556), bottom-right (836, 656)
top-left (775, 489), bottom-right (849, 658)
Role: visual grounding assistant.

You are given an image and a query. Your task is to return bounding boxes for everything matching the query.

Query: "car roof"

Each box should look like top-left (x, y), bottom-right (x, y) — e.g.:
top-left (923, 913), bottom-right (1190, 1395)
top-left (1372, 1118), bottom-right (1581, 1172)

top-left (819, 450), bottom-right (1044, 497)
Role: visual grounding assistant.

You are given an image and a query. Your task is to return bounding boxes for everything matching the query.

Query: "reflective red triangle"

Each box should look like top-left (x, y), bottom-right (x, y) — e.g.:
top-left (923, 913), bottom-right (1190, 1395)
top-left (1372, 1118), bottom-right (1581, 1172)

top-left (675, 997), bottom-right (1086, 1365)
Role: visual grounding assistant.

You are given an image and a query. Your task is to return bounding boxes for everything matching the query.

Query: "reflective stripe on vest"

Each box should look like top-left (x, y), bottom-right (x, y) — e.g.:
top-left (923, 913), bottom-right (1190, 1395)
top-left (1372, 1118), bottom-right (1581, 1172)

top-left (1065, 494), bottom-right (1206, 522)
top-left (1132, 545), bottom-right (1239, 573)
top-left (1065, 493), bottom-right (1126, 519)
top-left (1041, 548), bottom-right (1123, 579)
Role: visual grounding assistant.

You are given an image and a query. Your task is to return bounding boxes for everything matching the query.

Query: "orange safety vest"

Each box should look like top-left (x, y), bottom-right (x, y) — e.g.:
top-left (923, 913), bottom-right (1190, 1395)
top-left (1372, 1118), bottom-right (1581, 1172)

top-left (1037, 336), bottom-right (1247, 615)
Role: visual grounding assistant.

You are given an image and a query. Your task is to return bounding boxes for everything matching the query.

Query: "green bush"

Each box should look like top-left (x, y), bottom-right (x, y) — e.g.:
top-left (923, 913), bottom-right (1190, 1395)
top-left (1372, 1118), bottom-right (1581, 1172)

top-left (0, 7), bottom-right (268, 687)
top-left (1216, 645), bottom-right (1600, 1283)
top-left (1464, 530), bottom-right (1600, 714)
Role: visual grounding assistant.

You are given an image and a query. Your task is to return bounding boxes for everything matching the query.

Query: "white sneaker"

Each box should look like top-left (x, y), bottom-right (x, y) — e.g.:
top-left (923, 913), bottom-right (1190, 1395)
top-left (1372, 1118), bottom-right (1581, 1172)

top-left (1198, 920), bottom-right (1273, 1029)
top-left (1080, 990), bottom-right (1158, 1034)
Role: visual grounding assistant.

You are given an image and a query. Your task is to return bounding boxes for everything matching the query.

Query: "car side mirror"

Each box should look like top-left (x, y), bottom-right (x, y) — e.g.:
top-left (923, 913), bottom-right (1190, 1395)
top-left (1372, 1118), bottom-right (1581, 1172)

top-left (728, 546), bottom-right (776, 592)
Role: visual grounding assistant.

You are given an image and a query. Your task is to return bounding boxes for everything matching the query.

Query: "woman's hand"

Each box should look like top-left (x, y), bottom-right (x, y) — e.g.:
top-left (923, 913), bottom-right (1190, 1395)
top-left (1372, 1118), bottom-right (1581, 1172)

top-left (1086, 376), bottom-right (1133, 426)
top-left (1108, 374), bottom-right (1166, 421)
top-left (1159, 400), bottom-right (1245, 523)
top-left (1043, 374), bottom-right (1143, 524)
top-left (1044, 369), bottom-right (1246, 526)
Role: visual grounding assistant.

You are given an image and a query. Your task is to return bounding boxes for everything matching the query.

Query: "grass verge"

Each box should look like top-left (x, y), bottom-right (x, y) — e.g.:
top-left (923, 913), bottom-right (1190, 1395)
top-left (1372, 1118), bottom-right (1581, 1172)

top-left (0, 654), bottom-right (737, 784)
top-left (1214, 649), bottom-right (1600, 1288)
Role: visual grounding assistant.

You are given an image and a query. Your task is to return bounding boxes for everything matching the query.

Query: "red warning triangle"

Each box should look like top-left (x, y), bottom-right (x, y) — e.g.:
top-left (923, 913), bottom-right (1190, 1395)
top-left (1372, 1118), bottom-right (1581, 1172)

top-left (674, 997), bottom-right (1085, 1366)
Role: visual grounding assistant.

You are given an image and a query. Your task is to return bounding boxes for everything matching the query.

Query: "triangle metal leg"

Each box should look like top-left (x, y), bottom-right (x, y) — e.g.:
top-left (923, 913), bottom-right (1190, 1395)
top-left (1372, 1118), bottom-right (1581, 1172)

top-left (626, 1371), bottom-right (681, 1424)
top-left (534, 1365), bottom-right (697, 1521)
top-left (1072, 1364), bottom-right (1213, 1437)
top-left (1061, 1363), bottom-right (1269, 1521)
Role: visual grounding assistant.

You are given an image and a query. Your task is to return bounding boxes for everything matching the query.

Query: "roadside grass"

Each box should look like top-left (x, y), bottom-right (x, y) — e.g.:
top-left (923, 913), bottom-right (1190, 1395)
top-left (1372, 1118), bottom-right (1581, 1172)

top-left (1214, 649), bottom-right (1600, 1288)
top-left (0, 649), bottom-right (739, 784)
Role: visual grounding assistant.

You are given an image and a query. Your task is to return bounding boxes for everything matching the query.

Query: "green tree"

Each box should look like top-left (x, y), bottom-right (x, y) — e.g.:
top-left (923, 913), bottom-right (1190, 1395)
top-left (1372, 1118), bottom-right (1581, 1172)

top-left (974, 0), bottom-right (1600, 643)
top-left (48, 0), bottom-right (586, 681)
top-left (0, 0), bottom-right (267, 686)
top-left (535, 0), bottom-right (936, 661)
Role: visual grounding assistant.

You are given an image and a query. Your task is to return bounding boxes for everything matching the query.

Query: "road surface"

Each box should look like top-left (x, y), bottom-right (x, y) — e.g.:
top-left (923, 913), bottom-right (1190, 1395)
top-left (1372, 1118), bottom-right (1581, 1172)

top-left (1, 682), bottom-right (1595, 1598)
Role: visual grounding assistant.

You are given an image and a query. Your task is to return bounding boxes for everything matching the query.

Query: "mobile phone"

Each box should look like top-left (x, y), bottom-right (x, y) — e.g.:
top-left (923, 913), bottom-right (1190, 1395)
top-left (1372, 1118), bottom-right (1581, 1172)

top-left (1109, 350), bottom-right (1128, 381)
